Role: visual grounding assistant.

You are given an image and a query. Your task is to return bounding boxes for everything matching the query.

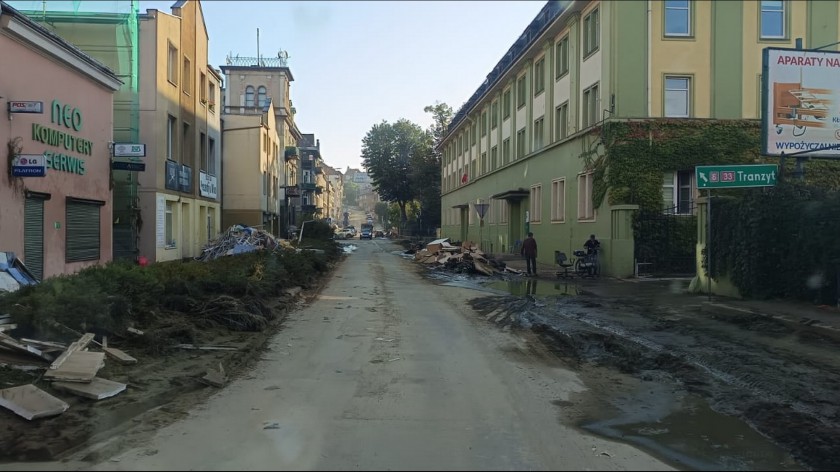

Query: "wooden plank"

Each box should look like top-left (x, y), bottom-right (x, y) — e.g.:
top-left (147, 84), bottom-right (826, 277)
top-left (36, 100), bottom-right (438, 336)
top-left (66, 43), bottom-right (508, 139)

top-left (44, 351), bottom-right (104, 383)
top-left (103, 347), bottom-right (137, 365)
top-left (0, 324), bottom-right (17, 332)
top-left (52, 377), bottom-right (126, 400)
top-left (126, 327), bottom-right (144, 336)
top-left (176, 344), bottom-right (238, 351)
top-left (49, 333), bottom-right (95, 370)
top-left (0, 332), bottom-right (53, 362)
top-left (19, 338), bottom-right (67, 350)
top-left (0, 384), bottom-right (69, 420)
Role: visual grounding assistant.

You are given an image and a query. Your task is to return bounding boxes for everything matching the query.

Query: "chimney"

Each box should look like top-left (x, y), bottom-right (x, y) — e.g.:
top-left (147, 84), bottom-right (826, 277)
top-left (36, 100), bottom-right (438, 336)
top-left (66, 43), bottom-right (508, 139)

top-left (316, 139), bottom-right (320, 149)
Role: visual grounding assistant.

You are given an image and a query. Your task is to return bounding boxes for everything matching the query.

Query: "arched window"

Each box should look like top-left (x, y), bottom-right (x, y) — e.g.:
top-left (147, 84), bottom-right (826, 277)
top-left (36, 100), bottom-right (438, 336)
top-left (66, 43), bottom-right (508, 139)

top-left (257, 86), bottom-right (267, 106)
top-left (245, 85), bottom-right (255, 106)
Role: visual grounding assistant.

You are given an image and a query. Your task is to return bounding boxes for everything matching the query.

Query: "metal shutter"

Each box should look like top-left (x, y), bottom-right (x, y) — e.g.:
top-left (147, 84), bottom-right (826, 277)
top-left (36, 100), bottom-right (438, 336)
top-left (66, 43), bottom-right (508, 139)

top-left (66, 200), bottom-right (101, 262)
top-left (24, 197), bottom-right (44, 281)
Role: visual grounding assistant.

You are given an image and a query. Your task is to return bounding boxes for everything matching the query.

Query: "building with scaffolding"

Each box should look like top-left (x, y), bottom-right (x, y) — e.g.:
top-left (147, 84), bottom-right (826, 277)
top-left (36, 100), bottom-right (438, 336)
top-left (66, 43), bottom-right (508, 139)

top-left (7, 0), bottom-right (142, 261)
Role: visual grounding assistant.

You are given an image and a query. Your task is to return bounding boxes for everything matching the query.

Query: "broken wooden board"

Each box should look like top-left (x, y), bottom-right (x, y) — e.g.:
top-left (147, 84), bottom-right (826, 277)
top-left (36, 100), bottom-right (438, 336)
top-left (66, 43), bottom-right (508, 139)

top-left (202, 363), bottom-right (226, 387)
top-left (176, 344), bottom-right (238, 351)
top-left (49, 333), bottom-right (95, 370)
top-left (52, 377), bottom-right (126, 400)
top-left (44, 351), bottom-right (105, 383)
top-left (473, 260), bottom-right (495, 276)
top-left (0, 384), bottom-right (69, 420)
top-left (0, 324), bottom-right (17, 332)
top-left (126, 327), bottom-right (144, 336)
top-left (103, 347), bottom-right (137, 365)
top-left (19, 338), bottom-right (67, 350)
top-left (0, 332), bottom-right (53, 362)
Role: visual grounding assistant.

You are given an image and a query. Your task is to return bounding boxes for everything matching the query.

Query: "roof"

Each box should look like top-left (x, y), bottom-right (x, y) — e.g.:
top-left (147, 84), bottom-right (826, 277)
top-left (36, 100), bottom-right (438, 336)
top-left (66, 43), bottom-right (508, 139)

top-left (0, 0), bottom-right (121, 88)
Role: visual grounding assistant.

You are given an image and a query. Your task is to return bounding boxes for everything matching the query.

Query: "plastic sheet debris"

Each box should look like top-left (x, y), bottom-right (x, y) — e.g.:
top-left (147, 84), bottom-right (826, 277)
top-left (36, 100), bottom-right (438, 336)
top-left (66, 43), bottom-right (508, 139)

top-left (197, 225), bottom-right (291, 262)
top-left (0, 251), bottom-right (39, 293)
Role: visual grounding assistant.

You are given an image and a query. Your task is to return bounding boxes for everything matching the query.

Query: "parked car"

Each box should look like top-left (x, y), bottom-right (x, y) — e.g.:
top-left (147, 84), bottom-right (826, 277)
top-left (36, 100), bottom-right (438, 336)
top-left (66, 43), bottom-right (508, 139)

top-left (374, 230), bottom-right (384, 238)
top-left (334, 229), bottom-right (353, 240)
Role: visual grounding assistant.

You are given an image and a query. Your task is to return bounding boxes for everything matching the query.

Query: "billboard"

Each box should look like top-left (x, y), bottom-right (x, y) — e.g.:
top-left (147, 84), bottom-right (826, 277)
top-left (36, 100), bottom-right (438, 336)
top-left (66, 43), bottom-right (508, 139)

top-left (762, 48), bottom-right (840, 157)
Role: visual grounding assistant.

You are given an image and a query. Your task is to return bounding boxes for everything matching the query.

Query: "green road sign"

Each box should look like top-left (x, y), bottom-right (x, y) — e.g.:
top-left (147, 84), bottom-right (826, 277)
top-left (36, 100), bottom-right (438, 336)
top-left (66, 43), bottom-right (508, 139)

top-left (695, 164), bottom-right (778, 189)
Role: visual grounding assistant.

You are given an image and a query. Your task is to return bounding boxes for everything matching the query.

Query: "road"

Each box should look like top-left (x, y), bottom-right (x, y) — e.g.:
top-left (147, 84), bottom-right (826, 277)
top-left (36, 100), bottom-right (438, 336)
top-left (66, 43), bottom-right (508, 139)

top-left (53, 239), bottom-right (671, 471)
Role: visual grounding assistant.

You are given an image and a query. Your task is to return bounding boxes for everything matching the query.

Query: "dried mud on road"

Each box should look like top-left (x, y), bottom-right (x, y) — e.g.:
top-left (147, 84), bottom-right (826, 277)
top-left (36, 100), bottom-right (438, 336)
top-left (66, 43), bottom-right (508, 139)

top-left (466, 285), bottom-right (840, 471)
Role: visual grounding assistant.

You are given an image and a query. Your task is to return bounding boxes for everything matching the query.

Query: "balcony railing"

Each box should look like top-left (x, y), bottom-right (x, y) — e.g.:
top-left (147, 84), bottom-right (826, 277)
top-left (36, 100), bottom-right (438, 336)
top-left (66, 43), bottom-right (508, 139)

top-left (223, 105), bottom-right (266, 115)
top-left (300, 182), bottom-right (317, 191)
top-left (284, 146), bottom-right (299, 161)
top-left (225, 54), bottom-right (289, 68)
top-left (301, 204), bottom-right (317, 214)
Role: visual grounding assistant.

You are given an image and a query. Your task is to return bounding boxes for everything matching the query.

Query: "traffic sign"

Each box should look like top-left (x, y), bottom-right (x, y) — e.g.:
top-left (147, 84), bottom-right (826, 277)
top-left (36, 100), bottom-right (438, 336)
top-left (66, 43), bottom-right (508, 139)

top-left (113, 143), bottom-right (146, 158)
top-left (112, 161), bottom-right (146, 172)
top-left (12, 154), bottom-right (46, 177)
top-left (695, 164), bottom-right (778, 189)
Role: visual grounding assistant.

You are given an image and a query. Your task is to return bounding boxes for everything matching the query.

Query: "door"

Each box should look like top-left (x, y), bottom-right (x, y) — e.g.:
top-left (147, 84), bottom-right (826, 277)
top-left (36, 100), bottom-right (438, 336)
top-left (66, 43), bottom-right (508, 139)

top-left (509, 201), bottom-right (522, 247)
top-left (459, 207), bottom-right (468, 242)
top-left (24, 197), bottom-right (44, 281)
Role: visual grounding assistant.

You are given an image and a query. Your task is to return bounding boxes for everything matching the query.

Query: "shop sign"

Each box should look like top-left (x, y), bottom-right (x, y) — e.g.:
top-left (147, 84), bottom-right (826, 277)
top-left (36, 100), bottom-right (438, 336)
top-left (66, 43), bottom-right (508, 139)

top-left (199, 171), bottom-right (218, 199)
top-left (113, 143), bottom-right (146, 158)
top-left (28, 99), bottom-right (92, 175)
top-left (8, 101), bottom-right (43, 114)
top-left (11, 154), bottom-right (46, 177)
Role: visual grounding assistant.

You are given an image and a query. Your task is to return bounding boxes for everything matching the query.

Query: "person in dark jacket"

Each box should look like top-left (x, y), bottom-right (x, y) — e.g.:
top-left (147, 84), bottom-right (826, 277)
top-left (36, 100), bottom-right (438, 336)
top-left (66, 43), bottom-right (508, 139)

top-left (521, 232), bottom-right (538, 276)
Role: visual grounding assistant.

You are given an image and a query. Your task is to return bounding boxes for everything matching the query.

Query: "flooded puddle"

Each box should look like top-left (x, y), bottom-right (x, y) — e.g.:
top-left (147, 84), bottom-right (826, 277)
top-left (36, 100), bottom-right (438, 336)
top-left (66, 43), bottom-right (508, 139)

top-left (578, 388), bottom-right (802, 471)
top-left (484, 279), bottom-right (582, 297)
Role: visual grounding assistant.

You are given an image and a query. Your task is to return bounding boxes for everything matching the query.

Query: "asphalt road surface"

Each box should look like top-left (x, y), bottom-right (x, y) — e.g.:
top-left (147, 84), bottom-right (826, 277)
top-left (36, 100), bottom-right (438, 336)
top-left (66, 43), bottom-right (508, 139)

top-left (33, 240), bottom-right (671, 471)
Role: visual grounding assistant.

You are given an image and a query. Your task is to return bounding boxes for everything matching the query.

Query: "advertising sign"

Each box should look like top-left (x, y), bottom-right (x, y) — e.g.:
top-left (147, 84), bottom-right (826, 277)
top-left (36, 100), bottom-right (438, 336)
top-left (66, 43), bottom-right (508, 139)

top-left (11, 154), bottom-right (46, 177)
top-left (113, 143), bottom-right (146, 158)
top-left (762, 48), bottom-right (840, 157)
top-left (199, 171), bottom-right (218, 199)
top-left (112, 161), bottom-right (146, 172)
top-left (178, 165), bottom-right (192, 193)
top-left (165, 160), bottom-right (179, 191)
top-left (8, 101), bottom-right (43, 114)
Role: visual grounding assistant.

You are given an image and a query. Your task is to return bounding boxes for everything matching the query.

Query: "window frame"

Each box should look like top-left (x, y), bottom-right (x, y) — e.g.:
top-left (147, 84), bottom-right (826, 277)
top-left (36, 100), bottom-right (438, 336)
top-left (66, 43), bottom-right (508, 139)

top-left (165, 200), bottom-right (175, 248)
top-left (663, 74), bottom-right (692, 118)
top-left (502, 138), bottom-right (511, 165)
top-left (503, 89), bottom-right (512, 119)
top-left (577, 172), bottom-right (596, 221)
top-left (551, 178), bottom-right (566, 223)
top-left (583, 7), bottom-right (600, 58)
top-left (534, 57), bottom-right (545, 96)
top-left (530, 184), bottom-right (542, 224)
top-left (517, 75), bottom-right (527, 109)
top-left (257, 86), bottom-right (267, 107)
top-left (533, 117), bottom-right (544, 151)
top-left (555, 35), bottom-right (569, 79)
top-left (555, 101), bottom-right (569, 142)
top-left (182, 56), bottom-right (192, 96)
top-left (167, 42), bottom-right (178, 86)
top-left (516, 128), bottom-right (526, 159)
top-left (583, 82), bottom-right (600, 128)
top-left (759, 0), bottom-right (787, 40)
top-left (245, 85), bottom-right (255, 107)
top-left (166, 115), bottom-right (176, 160)
top-left (664, 0), bottom-right (693, 38)
top-left (491, 101), bottom-right (499, 129)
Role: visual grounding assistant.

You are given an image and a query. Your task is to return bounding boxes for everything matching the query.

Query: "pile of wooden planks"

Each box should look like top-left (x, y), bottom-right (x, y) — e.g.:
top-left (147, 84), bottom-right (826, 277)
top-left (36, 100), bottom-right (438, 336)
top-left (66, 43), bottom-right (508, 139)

top-left (412, 239), bottom-right (519, 276)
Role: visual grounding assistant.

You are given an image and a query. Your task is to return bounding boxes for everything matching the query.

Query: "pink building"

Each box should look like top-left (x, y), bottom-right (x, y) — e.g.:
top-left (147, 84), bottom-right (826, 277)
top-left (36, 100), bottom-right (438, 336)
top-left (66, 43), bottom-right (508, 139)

top-left (0, 2), bottom-right (122, 281)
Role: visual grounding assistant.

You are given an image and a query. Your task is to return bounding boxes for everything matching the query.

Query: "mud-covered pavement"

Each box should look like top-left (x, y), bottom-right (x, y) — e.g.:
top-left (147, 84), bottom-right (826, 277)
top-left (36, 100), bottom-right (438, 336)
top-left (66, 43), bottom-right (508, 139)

top-left (452, 275), bottom-right (840, 471)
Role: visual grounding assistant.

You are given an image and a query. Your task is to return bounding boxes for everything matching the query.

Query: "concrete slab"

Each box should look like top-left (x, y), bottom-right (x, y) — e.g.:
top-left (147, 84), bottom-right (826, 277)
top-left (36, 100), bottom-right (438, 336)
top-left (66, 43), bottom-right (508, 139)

top-left (0, 384), bottom-right (69, 420)
top-left (52, 377), bottom-right (126, 400)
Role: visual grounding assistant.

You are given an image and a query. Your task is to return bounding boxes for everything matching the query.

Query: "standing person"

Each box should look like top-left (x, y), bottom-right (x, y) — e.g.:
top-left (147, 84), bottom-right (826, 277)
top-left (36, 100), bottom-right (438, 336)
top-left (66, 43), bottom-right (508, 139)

top-left (521, 232), bottom-right (538, 276)
top-left (584, 234), bottom-right (600, 255)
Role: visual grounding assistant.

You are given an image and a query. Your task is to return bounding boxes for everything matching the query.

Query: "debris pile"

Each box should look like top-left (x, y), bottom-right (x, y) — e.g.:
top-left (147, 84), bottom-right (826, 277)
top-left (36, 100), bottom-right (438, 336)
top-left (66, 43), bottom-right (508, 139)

top-left (0, 327), bottom-right (133, 421)
top-left (197, 225), bottom-right (293, 262)
top-left (0, 252), bottom-right (39, 294)
top-left (411, 239), bottom-right (522, 276)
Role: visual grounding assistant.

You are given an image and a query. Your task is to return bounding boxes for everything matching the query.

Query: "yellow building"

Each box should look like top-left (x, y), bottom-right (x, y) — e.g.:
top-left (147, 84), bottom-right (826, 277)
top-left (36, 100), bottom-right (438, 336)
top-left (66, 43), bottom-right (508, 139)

top-left (221, 101), bottom-right (284, 235)
top-left (137, 0), bottom-right (220, 262)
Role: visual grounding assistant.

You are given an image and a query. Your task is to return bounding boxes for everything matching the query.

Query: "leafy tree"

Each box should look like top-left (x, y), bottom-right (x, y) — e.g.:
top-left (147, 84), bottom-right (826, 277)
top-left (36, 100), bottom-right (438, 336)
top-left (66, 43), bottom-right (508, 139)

top-left (361, 119), bottom-right (427, 223)
top-left (413, 102), bottom-right (453, 232)
top-left (374, 201), bottom-right (389, 226)
top-left (343, 181), bottom-right (359, 207)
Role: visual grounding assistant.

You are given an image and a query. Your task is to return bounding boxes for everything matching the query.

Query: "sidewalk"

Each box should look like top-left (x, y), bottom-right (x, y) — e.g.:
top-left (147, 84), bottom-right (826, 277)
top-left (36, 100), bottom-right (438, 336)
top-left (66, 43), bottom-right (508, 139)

top-left (495, 254), bottom-right (840, 338)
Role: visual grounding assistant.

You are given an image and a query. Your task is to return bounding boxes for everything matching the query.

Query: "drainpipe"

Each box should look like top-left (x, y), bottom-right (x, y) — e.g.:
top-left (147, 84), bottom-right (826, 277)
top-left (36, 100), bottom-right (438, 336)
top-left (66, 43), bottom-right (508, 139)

top-left (647, 0), bottom-right (652, 117)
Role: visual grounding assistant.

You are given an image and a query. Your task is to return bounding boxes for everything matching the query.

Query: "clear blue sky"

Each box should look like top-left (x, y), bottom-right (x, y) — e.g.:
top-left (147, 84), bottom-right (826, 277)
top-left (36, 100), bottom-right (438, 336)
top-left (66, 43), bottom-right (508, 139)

top-left (136, 1), bottom-right (546, 172)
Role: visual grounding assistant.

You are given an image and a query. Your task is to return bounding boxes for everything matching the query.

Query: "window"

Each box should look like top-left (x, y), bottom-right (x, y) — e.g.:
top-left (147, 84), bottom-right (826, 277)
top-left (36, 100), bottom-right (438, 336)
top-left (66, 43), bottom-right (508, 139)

top-left (517, 75), bottom-right (527, 108)
top-left (200, 72), bottom-right (207, 103)
top-left (491, 101), bottom-right (499, 128)
top-left (200, 132), bottom-right (207, 172)
top-left (481, 152), bottom-right (487, 175)
top-left (663, 170), bottom-right (694, 214)
top-left (471, 123), bottom-right (477, 145)
top-left (516, 128), bottom-right (526, 159)
top-left (551, 179), bottom-right (566, 222)
top-left (534, 57), bottom-right (545, 95)
top-left (65, 199), bottom-right (101, 262)
top-left (209, 82), bottom-right (216, 110)
top-left (583, 8), bottom-right (600, 57)
top-left (166, 115), bottom-right (176, 160)
top-left (578, 172), bottom-right (595, 220)
top-left (245, 86), bottom-right (255, 106)
top-left (665, 76), bottom-right (691, 117)
top-left (491, 146), bottom-right (498, 170)
top-left (533, 117), bottom-right (544, 151)
top-left (182, 123), bottom-right (190, 164)
top-left (665, 0), bottom-right (691, 36)
top-left (503, 89), bottom-right (512, 119)
top-left (555, 102), bottom-right (568, 141)
top-left (555, 36), bottom-right (569, 79)
top-left (481, 111), bottom-right (487, 136)
top-left (208, 137), bottom-right (216, 175)
top-left (262, 171), bottom-right (267, 195)
top-left (760, 0), bottom-right (785, 39)
top-left (502, 138), bottom-right (511, 164)
top-left (499, 199), bottom-right (508, 224)
top-left (583, 83), bottom-right (600, 128)
top-left (165, 201), bottom-right (175, 248)
top-left (258, 86), bottom-right (267, 107)
top-left (183, 57), bottom-right (191, 95)
top-left (167, 42), bottom-right (178, 85)
top-left (530, 185), bottom-right (542, 223)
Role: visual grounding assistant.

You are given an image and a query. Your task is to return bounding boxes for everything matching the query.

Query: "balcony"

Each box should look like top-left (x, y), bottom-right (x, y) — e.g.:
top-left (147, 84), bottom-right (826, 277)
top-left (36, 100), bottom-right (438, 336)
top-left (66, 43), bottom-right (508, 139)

top-left (315, 186), bottom-right (323, 195)
top-left (284, 186), bottom-right (300, 197)
top-left (300, 182), bottom-right (317, 191)
top-left (314, 166), bottom-right (323, 174)
top-left (301, 204), bottom-right (317, 214)
top-left (284, 146), bottom-right (299, 161)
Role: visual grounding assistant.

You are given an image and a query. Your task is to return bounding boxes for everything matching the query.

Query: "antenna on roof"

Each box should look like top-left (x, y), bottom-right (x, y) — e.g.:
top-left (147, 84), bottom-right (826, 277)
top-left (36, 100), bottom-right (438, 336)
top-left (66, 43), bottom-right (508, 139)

top-left (256, 28), bottom-right (260, 65)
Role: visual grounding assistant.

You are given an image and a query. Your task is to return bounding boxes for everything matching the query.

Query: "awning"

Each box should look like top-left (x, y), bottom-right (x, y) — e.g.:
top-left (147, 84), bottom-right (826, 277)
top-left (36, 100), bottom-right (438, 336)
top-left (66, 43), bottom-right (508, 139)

top-left (491, 188), bottom-right (530, 201)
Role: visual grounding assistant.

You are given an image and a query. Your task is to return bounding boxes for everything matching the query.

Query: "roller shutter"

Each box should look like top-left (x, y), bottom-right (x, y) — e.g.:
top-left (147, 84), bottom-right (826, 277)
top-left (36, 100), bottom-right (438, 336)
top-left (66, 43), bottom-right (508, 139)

top-left (66, 199), bottom-right (102, 262)
top-left (24, 197), bottom-right (44, 281)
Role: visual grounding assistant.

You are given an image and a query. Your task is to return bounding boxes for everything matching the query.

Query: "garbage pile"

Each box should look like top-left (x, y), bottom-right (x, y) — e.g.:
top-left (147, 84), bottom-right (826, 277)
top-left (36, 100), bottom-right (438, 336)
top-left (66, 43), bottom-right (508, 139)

top-left (410, 239), bottom-right (521, 276)
top-left (197, 225), bottom-right (293, 262)
top-left (0, 252), bottom-right (39, 294)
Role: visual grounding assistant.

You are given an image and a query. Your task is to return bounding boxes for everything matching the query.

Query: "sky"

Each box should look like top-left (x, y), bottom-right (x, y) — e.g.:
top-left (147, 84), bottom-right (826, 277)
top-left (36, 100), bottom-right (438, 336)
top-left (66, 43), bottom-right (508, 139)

top-left (130, 1), bottom-right (547, 172)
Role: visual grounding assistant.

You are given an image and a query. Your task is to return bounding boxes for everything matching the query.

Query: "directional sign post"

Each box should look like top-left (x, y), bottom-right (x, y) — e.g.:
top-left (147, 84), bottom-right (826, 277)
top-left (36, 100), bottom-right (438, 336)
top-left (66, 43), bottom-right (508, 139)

top-left (695, 164), bottom-right (778, 189)
top-left (695, 164), bottom-right (778, 300)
